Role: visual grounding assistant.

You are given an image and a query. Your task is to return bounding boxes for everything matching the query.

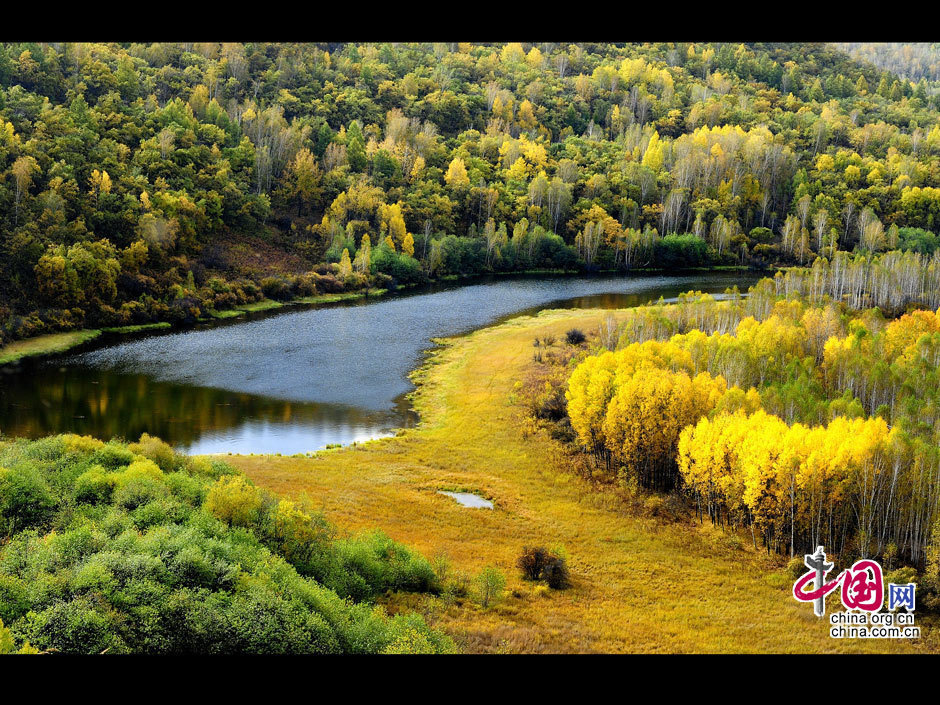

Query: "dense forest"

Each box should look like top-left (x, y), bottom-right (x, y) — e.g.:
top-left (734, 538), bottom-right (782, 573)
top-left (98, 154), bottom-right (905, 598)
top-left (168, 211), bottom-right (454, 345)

top-left (521, 255), bottom-right (940, 612)
top-left (5, 42), bottom-right (940, 345)
top-left (836, 43), bottom-right (940, 84)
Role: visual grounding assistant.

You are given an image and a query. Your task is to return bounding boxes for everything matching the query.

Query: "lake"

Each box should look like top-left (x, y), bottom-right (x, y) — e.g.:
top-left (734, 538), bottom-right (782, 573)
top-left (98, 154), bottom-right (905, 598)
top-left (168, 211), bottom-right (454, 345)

top-left (0, 273), bottom-right (758, 454)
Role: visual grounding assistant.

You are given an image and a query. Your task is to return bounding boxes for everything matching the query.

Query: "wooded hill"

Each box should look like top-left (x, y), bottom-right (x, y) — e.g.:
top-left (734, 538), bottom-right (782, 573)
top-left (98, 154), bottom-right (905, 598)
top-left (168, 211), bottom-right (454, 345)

top-left (3, 42), bottom-right (940, 344)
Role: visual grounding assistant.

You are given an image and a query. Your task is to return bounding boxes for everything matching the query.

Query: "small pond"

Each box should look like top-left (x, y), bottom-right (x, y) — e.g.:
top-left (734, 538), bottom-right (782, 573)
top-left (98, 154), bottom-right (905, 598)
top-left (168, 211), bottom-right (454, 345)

top-left (438, 491), bottom-right (495, 509)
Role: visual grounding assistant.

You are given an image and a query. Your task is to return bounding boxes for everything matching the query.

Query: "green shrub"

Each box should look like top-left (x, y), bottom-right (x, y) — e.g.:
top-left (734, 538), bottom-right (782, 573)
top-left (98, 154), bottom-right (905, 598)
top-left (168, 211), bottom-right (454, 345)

top-left (899, 227), bottom-right (940, 255)
top-left (91, 443), bottom-right (136, 470)
top-left (165, 471), bottom-right (207, 505)
top-left (785, 555), bottom-right (806, 580)
top-left (112, 461), bottom-right (169, 510)
top-left (0, 575), bottom-right (30, 624)
top-left (74, 465), bottom-right (115, 504)
top-left (203, 474), bottom-right (263, 527)
top-left (748, 226), bottom-right (774, 244)
top-left (16, 597), bottom-right (126, 655)
top-left (130, 497), bottom-right (190, 529)
top-left (0, 434), bottom-right (449, 654)
top-left (382, 613), bottom-right (456, 654)
top-left (0, 464), bottom-right (56, 535)
top-left (653, 233), bottom-right (710, 269)
top-left (334, 531), bottom-right (438, 599)
top-left (474, 565), bottom-right (506, 608)
top-left (260, 275), bottom-right (293, 301)
top-left (128, 434), bottom-right (179, 473)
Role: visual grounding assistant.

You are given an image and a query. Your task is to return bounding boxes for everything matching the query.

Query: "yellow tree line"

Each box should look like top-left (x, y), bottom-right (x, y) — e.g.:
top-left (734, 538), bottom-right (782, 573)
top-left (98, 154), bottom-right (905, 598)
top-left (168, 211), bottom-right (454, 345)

top-left (565, 294), bottom-right (940, 563)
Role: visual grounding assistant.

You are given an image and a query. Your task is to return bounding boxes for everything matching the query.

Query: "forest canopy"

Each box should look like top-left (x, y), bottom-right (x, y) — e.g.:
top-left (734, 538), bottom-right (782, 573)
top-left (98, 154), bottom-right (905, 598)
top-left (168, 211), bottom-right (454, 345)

top-left (4, 42), bottom-right (940, 344)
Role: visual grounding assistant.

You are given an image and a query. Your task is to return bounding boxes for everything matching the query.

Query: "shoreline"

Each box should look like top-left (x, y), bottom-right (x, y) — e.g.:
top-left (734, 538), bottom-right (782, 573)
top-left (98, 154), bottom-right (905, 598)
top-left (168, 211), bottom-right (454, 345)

top-left (0, 287), bottom-right (395, 367)
top-left (0, 265), bottom-right (765, 367)
top-left (220, 305), bottom-right (922, 653)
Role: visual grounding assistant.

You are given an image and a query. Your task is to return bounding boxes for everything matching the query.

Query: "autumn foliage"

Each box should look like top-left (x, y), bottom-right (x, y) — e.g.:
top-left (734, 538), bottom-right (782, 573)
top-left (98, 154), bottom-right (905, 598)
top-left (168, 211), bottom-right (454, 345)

top-left (563, 277), bottom-right (940, 565)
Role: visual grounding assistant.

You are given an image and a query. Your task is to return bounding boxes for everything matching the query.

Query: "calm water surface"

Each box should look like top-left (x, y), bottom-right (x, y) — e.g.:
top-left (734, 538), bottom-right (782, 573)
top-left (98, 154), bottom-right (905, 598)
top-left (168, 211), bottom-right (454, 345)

top-left (0, 273), bottom-right (757, 454)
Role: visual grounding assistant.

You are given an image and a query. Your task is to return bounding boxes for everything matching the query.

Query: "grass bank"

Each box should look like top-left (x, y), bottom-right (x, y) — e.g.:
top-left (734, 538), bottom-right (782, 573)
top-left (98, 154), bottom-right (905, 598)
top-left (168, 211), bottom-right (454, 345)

top-left (2, 289), bottom-right (393, 362)
top-left (207, 288), bottom-right (391, 319)
top-left (101, 322), bottom-right (173, 334)
top-left (222, 308), bottom-right (927, 653)
top-left (0, 266), bottom-right (762, 365)
top-left (0, 329), bottom-right (102, 365)
top-left (0, 322), bottom-right (177, 365)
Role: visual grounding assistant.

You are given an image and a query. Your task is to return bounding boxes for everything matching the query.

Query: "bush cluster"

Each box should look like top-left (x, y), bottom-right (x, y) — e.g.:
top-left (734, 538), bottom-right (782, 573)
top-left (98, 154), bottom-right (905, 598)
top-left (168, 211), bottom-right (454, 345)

top-left (0, 433), bottom-right (452, 653)
top-left (517, 546), bottom-right (571, 590)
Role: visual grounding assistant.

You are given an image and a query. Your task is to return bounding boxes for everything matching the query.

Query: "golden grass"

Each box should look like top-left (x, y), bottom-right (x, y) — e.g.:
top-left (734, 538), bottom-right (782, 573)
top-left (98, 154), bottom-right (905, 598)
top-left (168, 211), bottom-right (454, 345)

top-left (221, 308), bottom-right (931, 653)
top-left (0, 329), bottom-right (102, 365)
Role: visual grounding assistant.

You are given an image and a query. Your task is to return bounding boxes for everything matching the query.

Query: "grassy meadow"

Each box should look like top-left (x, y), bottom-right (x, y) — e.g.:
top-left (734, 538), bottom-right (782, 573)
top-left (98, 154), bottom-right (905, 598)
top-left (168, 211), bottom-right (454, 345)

top-left (223, 308), bottom-right (930, 653)
top-left (0, 329), bottom-right (103, 365)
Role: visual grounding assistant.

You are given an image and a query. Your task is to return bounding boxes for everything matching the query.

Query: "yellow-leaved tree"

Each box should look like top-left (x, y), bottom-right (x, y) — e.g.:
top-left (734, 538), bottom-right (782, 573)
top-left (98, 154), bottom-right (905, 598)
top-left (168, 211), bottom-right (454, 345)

top-left (603, 367), bottom-right (727, 491)
top-left (444, 156), bottom-right (470, 191)
top-left (338, 248), bottom-right (353, 278)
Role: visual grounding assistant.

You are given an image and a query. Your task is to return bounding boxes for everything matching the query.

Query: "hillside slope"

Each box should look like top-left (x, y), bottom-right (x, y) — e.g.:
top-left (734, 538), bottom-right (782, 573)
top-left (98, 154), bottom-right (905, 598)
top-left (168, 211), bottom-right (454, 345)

top-left (4, 42), bottom-right (940, 345)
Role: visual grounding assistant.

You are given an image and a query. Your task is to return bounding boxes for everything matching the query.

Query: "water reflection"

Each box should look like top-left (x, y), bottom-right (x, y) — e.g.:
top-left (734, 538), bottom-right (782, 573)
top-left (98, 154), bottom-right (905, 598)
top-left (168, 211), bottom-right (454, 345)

top-left (0, 273), bottom-right (757, 454)
top-left (0, 366), bottom-right (414, 453)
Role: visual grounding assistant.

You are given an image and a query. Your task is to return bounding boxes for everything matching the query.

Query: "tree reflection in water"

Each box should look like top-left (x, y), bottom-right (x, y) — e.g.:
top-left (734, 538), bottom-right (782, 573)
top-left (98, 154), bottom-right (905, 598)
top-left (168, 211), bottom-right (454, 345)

top-left (1, 274), bottom-right (758, 454)
top-left (0, 365), bottom-right (414, 454)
